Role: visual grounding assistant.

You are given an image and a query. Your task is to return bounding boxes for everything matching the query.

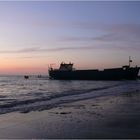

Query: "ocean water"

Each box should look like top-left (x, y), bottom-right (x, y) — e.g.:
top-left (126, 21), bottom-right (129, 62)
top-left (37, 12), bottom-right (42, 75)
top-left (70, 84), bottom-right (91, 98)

top-left (0, 75), bottom-right (140, 115)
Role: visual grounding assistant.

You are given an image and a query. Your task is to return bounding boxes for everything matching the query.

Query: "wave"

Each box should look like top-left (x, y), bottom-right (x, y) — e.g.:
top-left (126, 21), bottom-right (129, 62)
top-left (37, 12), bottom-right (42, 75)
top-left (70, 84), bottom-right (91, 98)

top-left (0, 84), bottom-right (121, 114)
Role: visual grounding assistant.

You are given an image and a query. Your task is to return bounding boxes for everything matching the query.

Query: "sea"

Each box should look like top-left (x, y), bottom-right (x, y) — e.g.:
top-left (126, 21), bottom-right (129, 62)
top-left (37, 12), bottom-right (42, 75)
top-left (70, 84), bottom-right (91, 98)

top-left (0, 75), bottom-right (140, 115)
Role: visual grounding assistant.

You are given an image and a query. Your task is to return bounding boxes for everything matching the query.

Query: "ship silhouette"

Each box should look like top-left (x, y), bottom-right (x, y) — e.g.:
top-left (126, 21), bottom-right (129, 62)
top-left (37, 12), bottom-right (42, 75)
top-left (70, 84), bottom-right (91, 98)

top-left (49, 57), bottom-right (139, 80)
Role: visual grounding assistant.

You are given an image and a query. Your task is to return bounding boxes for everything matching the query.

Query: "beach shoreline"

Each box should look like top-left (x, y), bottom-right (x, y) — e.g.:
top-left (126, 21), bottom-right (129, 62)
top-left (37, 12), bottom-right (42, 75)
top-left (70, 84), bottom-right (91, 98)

top-left (0, 90), bottom-right (140, 139)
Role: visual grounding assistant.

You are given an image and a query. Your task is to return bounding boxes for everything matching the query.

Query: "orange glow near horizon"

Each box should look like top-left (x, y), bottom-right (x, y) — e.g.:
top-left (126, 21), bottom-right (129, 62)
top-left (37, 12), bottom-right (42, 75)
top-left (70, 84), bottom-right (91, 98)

top-left (0, 57), bottom-right (49, 75)
top-left (0, 56), bottom-right (139, 75)
top-left (0, 49), bottom-right (139, 75)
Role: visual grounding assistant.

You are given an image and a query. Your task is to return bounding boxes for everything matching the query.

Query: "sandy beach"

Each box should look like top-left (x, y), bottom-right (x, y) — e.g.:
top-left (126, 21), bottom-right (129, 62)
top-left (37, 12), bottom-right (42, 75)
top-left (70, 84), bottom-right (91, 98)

top-left (0, 89), bottom-right (140, 139)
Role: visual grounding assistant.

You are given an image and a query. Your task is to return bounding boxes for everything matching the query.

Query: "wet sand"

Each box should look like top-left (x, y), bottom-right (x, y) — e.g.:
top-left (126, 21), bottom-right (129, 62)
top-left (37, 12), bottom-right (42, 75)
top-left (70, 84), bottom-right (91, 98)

top-left (0, 90), bottom-right (140, 139)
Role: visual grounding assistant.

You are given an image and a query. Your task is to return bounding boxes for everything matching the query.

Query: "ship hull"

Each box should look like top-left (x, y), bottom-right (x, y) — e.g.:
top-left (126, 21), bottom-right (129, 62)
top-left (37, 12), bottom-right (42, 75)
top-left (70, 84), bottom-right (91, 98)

top-left (49, 67), bottom-right (140, 80)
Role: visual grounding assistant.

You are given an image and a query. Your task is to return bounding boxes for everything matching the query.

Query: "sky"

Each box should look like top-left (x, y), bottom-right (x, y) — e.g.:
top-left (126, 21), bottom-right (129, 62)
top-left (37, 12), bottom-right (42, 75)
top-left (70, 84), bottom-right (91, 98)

top-left (0, 1), bottom-right (140, 75)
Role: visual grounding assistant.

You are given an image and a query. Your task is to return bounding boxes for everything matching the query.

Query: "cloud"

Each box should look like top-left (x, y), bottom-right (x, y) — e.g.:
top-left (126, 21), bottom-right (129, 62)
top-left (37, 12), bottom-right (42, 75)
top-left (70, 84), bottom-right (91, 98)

top-left (0, 23), bottom-right (140, 54)
top-left (61, 37), bottom-right (95, 42)
top-left (1, 45), bottom-right (112, 55)
top-left (17, 47), bottom-right (41, 53)
top-left (0, 43), bottom-right (140, 55)
top-left (0, 46), bottom-right (93, 54)
top-left (95, 24), bottom-right (140, 42)
top-left (59, 23), bottom-right (140, 51)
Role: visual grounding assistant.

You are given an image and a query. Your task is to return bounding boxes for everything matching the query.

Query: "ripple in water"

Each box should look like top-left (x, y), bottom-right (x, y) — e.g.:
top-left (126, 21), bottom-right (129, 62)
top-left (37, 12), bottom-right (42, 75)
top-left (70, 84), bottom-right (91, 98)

top-left (0, 75), bottom-right (140, 114)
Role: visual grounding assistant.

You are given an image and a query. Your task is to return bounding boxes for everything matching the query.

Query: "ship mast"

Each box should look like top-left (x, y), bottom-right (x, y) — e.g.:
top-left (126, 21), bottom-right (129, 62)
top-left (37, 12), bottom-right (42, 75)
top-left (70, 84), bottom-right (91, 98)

top-left (129, 56), bottom-right (132, 67)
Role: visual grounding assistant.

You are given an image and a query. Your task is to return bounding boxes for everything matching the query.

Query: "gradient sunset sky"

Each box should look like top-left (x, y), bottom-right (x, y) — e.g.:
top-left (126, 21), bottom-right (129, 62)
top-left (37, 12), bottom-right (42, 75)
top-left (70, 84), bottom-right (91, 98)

top-left (0, 1), bottom-right (140, 75)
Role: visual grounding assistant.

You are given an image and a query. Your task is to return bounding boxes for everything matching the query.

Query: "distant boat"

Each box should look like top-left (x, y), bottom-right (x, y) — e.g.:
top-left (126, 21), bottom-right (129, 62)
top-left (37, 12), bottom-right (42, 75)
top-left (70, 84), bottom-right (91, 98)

top-left (24, 75), bottom-right (29, 79)
top-left (37, 75), bottom-right (42, 78)
top-left (48, 58), bottom-right (140, 80)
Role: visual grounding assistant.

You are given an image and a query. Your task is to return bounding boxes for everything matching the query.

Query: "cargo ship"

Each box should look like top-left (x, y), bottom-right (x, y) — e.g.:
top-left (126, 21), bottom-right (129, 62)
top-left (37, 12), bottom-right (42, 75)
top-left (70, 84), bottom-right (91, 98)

top-left (48, 58), bottom-right (139, 80)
